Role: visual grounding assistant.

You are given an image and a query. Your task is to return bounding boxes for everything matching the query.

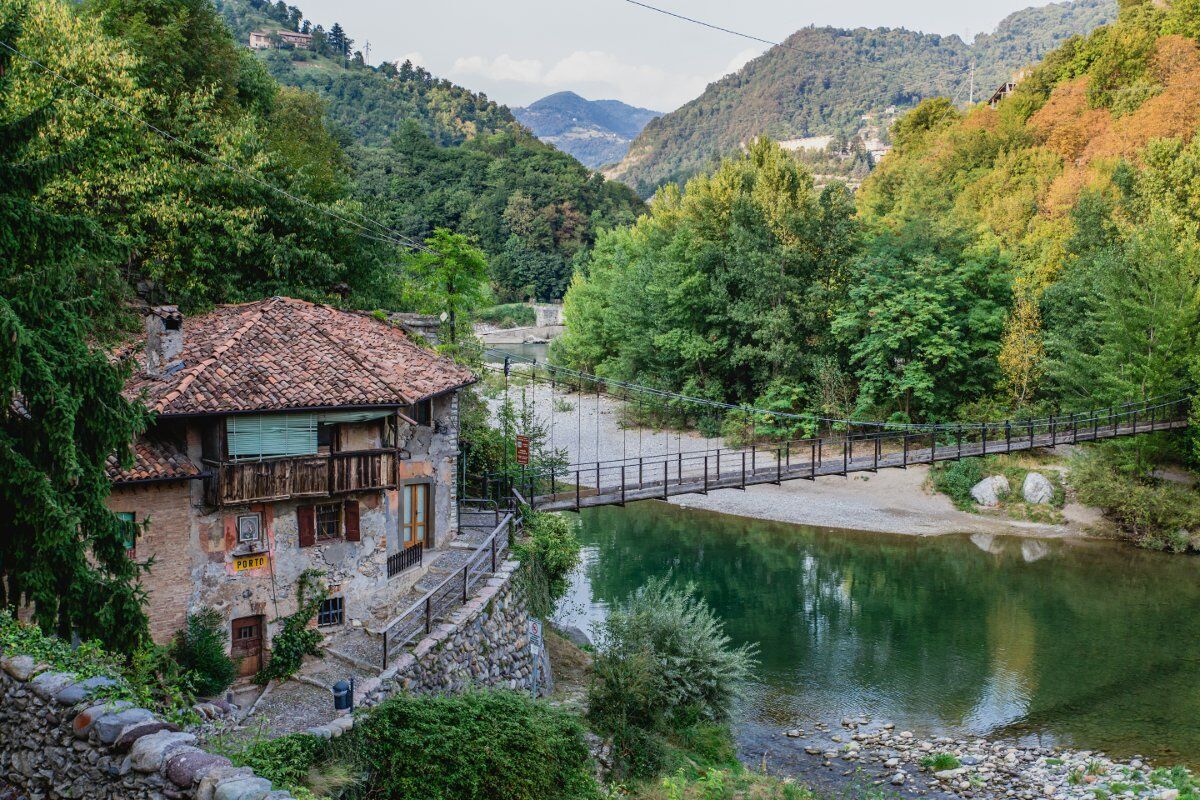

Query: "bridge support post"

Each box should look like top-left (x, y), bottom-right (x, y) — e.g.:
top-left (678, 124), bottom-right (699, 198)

top-left (740, 452), bottom-right (746, 489)
top-left (775, 446), bottom-right (782, 484)
top-left (1005, 421), bottom-right (1011, 453)
top-left (1093, 412), bottom-right (1099, 440)
top-left (842, 437), bottom-right (848, 476)
top-left (902, 434), bottom-right (908, 469)
top-left (957, 425), bottom-right (963, 460)
top-left (1072, 414), bottom-right (1078, 444)
top-left (874, 434), bottom-right (880, 471)
top-left (663, 460), bottom-right (669, 500)
top-left (575, 470), bottom-right (581, 512)
top-left (1132, 409), bottom-right (1137, 435)
top-left (677, 452), bottom-right (682, 487)
top-left (1029, 419), bottom-right (1034, 448)
top-left (931, 427), bottom-right (936, 462)
top-left (620, 466), bottom-right (626, 506)
top-left (809, 441), bottom-right (817, 480)
top-left (981, 424), bottom-right (987, 456)
top-left (638, 457), bottom-right (643, 489)
top-left (1050, 415), bottom-right (1056, 446)
top-left (703, 456), bottom-right (709, 494)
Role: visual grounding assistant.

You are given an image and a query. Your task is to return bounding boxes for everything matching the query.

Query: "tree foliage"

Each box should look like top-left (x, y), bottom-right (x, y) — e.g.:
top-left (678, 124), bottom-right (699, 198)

top-left (0, 5), bottom-right (150, 653)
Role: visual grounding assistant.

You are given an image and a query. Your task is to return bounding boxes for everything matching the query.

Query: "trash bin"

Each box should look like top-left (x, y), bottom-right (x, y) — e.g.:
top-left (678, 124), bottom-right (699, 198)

top-left (333, 678), bottom-right (354, 712)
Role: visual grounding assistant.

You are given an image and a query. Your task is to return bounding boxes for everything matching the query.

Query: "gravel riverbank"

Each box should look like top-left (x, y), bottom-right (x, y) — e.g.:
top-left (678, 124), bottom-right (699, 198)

top-left (765, 717), bottom-right (1187, 800)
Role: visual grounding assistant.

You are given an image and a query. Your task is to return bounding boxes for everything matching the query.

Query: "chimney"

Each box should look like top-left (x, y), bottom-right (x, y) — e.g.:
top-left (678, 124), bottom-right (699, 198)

top-left (144, 305), bottom-right (185, 378)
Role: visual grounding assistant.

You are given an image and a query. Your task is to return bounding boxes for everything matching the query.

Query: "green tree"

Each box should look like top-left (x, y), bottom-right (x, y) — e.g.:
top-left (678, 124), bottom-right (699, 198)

top-left (0, 11), bottom-right (150, 652)
top-left (405, 229), bottom-right (489, 346)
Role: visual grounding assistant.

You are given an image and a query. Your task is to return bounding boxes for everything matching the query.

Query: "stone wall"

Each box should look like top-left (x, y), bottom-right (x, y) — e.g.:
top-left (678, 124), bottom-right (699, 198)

top-left (359, 559), bottom-right (535, 707)
top-left (0, 655), bottom-right (294, 800)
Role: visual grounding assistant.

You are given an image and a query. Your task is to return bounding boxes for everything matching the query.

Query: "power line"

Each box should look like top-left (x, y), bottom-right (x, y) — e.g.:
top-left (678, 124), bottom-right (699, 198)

top-left (0, 39), bottom-right (440, 258)
top-left (620, 0), bottom-right (803, 54)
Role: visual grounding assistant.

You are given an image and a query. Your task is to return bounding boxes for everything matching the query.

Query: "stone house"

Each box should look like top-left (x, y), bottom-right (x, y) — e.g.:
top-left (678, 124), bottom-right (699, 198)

top-left (105, 298), bottom-right (475, 675)
top-left (248, 29), bottom-right (314, 50)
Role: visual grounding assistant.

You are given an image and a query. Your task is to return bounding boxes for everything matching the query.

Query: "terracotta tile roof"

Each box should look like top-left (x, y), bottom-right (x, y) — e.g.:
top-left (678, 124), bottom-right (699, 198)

top-left (121, 297), bottom-right (476, 416)
top-left (106, 439), bottom-right (202, 484)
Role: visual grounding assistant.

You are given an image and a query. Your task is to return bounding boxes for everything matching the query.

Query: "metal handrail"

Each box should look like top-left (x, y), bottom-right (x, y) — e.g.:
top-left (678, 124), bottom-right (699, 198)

top-left (380, 507), bottom-right (521, 669)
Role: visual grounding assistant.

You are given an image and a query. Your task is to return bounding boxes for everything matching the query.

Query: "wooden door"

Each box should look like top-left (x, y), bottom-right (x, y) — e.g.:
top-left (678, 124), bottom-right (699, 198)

top-left (231, 615), bottom-right (264, 677)
top-left (401, 483), bottom-right (429, 550)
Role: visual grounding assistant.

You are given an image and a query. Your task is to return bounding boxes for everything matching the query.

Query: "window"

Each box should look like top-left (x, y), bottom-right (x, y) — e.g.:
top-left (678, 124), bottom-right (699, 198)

top-left (226, 413), bottom-right (318, 461)
top-left (237, 513), bottom-right (263, 545)
top-left (315, 503), bottom-right (341, 540)
top-left (116, 511), bottom-right (137, 553)
top-left (317, 422), bottom-right (336, 450)
top-left (318, 596), bottom-right (345, 627)
top-left (405, 399), bottom-right (432, 427)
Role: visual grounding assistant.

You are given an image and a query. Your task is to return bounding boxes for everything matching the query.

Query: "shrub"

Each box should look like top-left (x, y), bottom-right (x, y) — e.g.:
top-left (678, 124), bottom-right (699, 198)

top-left (172, 608), bottom-right (236, 697)
top-left (475, 303), bottom-right (537, 328)
top-left (255, 570), bottom-right (326, 684)
top-left (349, 690), bottom-right (598, 800)
top-left (921, 753), bottom-right (961, 771)
top-left (1070, 450), bottom-right (1200, 551)
top-left (514, 510), bottom-right (583, 618)
top-left (931, 458), bottom-right (985, 510)
top-left (209, 730), bottom-right (357, 799)
top-left (589, 577), bottom-right (756, 729)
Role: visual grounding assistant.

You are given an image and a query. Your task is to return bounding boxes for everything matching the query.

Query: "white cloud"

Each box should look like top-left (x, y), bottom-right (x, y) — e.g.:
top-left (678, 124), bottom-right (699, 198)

top-left (448, 49), bottom-right (717, 110)
top-left (451, 53), bottom-right (545, 84)
top-left (397, 51), bottom-right (426, 67)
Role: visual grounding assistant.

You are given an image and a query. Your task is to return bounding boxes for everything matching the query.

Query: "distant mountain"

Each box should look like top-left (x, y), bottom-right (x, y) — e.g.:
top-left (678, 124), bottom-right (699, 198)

top-left (607, 0), bottom-right (1116, 195)
top-left (514, 91), bottom-right (662, 168)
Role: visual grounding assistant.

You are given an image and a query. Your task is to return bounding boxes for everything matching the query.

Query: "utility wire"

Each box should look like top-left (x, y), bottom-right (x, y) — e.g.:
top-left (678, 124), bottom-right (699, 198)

top-left (620, 0), bottom-right (804, 54)
top-left (0, 39), bottom-right (440, 258)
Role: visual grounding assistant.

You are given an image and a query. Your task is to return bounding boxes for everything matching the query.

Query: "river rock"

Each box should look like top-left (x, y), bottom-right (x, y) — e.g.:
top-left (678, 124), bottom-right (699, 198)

top-left (1023, 473), bottom-right (1055, 504)
top-left (971, 475), bottom-right (1011, 507)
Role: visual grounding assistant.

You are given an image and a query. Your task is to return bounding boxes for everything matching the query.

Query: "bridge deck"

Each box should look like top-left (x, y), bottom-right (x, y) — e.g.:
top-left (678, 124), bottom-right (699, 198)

top-left (524, 417), bottom-right (1189, 512)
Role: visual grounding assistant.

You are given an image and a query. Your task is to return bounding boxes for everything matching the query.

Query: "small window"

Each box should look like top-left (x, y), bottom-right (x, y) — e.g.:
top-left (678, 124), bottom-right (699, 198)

top-left (406, 399), bottom-right (432, 427)
top-left (235, 621), bottom-right (259, 640)
top-left (318, 596), bottom-right (345, 627)
top-left (237, 512), bottom-right (263, 544)
top-left (317, 422), bottom-right (335, 449)
top-left (315, 503), bottom-right (341, 540)
top-left (116, 511), bottom-right (137, 553)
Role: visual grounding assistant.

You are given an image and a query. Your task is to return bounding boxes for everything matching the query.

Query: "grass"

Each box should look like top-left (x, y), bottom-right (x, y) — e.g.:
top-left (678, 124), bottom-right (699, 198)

top-left (920, 753), bottom-right (961, 772)
top-left (475, 303), bottom-right (537, 329)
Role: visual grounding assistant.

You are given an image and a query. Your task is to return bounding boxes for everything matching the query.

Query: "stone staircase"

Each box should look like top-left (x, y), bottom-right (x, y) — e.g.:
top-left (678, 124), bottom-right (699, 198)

top-left (242, 505), bottom-right (510, 735)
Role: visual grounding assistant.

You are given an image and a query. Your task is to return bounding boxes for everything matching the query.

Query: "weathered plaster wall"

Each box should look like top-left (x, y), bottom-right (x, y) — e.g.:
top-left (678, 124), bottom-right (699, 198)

top-left (360, 559), bottom-right (534, 707)
top-left (0, 655), bottom-right (294, 800)
top-left (108, 394), bottom-right (463, 653)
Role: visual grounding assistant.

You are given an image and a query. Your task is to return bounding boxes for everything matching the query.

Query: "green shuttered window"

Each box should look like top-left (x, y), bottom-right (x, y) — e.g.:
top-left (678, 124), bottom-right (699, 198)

top-left (226, 414), bottom-right (318, 461)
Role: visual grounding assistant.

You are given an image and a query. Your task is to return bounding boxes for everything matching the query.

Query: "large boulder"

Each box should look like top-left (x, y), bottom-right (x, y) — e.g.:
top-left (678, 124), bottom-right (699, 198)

top-left (1023, 472), bottom-right (1055, 505)
top-left (970, 475), bottom-right (1011, 508)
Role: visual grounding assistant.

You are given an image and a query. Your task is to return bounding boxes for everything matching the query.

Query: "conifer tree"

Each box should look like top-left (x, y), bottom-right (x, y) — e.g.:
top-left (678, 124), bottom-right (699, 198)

top-left (0, 10), bottom-right (150, 653)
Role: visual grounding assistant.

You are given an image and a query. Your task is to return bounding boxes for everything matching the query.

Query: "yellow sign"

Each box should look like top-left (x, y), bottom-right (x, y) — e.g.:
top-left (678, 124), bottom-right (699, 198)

top-left (234, 554), bottom-right (267, 572)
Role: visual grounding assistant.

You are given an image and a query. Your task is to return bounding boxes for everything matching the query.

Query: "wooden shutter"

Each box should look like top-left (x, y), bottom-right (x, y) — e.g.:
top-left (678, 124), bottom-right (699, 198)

top-left (297, 504), bottom-right (316, 547)
top-left (343, 500), bottom-right (360, 542)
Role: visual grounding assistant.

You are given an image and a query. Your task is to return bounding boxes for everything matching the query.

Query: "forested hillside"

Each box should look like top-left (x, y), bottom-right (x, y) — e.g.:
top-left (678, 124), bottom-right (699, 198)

top-left (608, 0), bottom-right (1116, 196)
top-left (514, 91), bottom-right (662, 168)
top-left (557, 0), bottom-right (1200, 545)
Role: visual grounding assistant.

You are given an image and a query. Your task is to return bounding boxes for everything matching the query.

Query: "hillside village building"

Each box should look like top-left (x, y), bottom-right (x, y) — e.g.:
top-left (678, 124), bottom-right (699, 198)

top-left (248, 29), bottom-right (313, 50)
top-left (106, 298), bottom-right (473, 675)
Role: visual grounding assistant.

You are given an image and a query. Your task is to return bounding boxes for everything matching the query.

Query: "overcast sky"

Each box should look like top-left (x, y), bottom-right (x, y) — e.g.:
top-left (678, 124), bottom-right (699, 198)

top-left (297, 0), bottom-right (1071, 111)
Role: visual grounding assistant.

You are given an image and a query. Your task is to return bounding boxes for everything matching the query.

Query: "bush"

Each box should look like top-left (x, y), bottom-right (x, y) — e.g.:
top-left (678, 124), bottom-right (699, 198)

top-left (514, 510), bottom-right (583, 618)
top-left (172, 608), bottom-right (236, 697)
top-left (475, 303), bottom-right (537, 328)
top-left (931, 458), bottom-right (985, 510)
top-left (1071, 450), bottom-right (1200, 552)
top-left (349, 690), bottom-right (598, 800)
top-left (588, 577), bottom-right (756, 731)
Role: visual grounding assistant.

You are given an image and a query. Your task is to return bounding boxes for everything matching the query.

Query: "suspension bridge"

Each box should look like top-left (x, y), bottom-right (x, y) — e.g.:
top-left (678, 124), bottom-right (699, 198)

top-left (474, 351), bottom-right (1193, 513)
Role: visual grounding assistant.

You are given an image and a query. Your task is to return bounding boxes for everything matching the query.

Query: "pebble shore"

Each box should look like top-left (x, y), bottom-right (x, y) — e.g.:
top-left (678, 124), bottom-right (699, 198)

top-left (779, 717), bottom-right (1191, 800)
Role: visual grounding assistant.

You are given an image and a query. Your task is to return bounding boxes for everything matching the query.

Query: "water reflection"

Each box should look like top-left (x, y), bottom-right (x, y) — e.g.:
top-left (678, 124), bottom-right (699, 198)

top-left (554, 501), bottom-right (1200, 764)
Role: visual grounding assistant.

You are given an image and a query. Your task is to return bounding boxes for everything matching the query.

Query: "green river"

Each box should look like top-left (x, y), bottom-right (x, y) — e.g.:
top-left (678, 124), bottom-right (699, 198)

top-left (553, 501), bottom-right (1200, 766)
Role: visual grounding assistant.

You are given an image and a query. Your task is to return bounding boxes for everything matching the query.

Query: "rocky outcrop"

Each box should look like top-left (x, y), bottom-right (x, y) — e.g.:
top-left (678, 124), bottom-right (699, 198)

top-left (1023, 472), bottom-right (1055, 504)
top-left (0, 654), bottom-right (295, 800)
top-left (971, 475), bottom-right (1011, 507)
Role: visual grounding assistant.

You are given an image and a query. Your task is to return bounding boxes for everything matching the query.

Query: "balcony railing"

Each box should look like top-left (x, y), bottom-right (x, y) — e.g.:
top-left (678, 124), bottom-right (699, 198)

top-left (208, 449), bottom-right (398, 506)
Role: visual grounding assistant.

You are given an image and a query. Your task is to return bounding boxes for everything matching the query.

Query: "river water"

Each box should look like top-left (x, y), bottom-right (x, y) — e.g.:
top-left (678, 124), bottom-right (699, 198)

top-left (553, 501), bottom-right (1200, 767)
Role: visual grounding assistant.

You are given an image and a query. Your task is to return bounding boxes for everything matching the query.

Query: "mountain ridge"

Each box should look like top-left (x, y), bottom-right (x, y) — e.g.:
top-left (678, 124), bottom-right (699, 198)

top-left (514, 91), bottom-right (662, 168)
top-left (608, 0), bottom-right (1117, 195)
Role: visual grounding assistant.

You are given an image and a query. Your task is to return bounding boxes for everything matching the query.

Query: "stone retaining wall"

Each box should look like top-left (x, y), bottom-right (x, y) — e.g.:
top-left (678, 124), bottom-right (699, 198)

top-left (0, 656), bottom-right (294, 800)
top-left (360, 559), bottom-right (534, 707)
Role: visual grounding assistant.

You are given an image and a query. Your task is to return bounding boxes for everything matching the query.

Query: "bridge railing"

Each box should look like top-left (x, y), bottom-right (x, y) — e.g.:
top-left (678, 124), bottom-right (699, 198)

top-left (480, 391), bottom-right (1191, 508)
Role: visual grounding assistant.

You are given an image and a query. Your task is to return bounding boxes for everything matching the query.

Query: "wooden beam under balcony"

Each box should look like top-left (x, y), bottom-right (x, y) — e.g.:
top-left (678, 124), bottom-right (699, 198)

top-left (211, 449), bottom-right (399, 506)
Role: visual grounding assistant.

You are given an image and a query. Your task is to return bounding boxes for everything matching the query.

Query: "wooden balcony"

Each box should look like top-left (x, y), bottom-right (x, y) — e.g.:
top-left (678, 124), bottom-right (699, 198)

top-left (208, 449), bottom-right (398, 506)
